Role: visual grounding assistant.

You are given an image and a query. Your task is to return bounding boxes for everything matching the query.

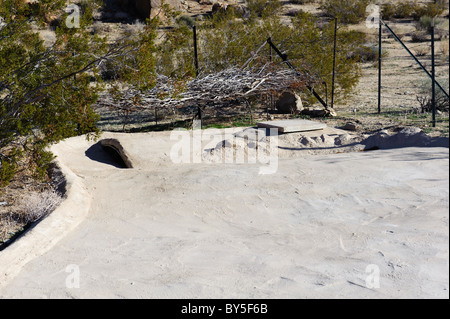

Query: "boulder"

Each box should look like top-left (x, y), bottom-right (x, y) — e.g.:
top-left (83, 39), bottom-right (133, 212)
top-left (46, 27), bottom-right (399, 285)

top-left (300, 107), bottom-right (336, 118)
top-left (342, 121), bottom-right (359, 131)
top-left (276, 92), bottom-right (303, 114)
top-left (135, 0), bottom-right (181, 19)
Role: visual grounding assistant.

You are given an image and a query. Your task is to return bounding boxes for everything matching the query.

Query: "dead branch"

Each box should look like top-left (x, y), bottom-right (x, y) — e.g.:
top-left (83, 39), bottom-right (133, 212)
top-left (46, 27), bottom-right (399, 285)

top-left (97, 66), bottom-right (309, 112)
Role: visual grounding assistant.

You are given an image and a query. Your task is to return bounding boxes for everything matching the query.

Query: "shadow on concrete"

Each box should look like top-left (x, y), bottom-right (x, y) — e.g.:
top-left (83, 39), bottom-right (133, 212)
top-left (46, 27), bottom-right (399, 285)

top-left (85, 142), bottom-right (128, 168)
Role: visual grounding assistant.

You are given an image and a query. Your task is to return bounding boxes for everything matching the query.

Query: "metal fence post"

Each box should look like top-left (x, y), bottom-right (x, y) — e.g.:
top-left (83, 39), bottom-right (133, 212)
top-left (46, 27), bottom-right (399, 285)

top-left (331, 17), bottom-right (337, 109)
top-left (378, 18), bottom-right (382, 114)
top-left (193, 25), bottom-right (199, 78)
top-left (431, 17), bottom-right (436, 127)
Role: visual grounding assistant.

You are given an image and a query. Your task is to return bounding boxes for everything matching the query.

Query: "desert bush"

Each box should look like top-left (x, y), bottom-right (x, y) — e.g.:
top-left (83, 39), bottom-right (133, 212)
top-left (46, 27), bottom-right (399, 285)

top-left (350, 45), bottom-right (388, 63)
top-left (246, 0), bottom-right (282, 18)
top-left (319, 0), bottom-right (370, 24)
top-left (412, 1), bottom-right (447, 20)
top-left (381, 3), bottom-right (396, 20)
top-left (414, 46), bottom-right (428, 56)
top-left (440, 40), bottom-right (449, 56)
top-left (417, 77), bottom-right (449, 113)
top-left (17, 189), bottom-right (63, 223)
top-left (178, 15), bottom-right (195, 28)
top-left (417, 16), bottom-right (447, 34)
top-left (382, 0), bottom-right (447, 20)
top-left (198, 10), bottom-right (365, 105)
top-left (393, 1), bottom-right (417, 18)
top-left (411, 31), bottom-right (429, 42)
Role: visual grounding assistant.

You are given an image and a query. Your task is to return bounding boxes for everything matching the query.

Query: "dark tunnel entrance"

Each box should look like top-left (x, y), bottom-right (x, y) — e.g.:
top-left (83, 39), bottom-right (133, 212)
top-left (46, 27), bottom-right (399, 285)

top-left (85, 140), bottom-right (133, 169)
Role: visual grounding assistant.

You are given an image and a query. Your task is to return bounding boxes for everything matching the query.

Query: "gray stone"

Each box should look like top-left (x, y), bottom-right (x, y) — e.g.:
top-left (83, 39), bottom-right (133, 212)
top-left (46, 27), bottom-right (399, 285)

top-left (276, 92), bottom-right (303, 114)
top-left (299, 136), bottom-right (316, 147)
top-left (342, 122), bottom-right (358, 131)
top-left (334, 134), bottom-right (353, 146)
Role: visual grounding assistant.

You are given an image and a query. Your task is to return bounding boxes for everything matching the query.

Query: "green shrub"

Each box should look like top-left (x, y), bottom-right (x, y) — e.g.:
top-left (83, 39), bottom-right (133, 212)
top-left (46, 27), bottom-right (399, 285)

top-left (178, 15), bottom-right (195, 28)
top-left (411, 31), bottom-right (430, 42)
top-left (247, 0), bottom-right (282, 18)
top-left (0, 156), bottom-right (17, 188)
top-left (381, 3), bottom-right (396, 20)
top-left (382, 0), bottom-right (447, 21)
top-left (417, 77), bottom-right (449, 113)
top-left (417, 16), bottom-right (447, 32)
top-left (0, 0), bottom-right (135, 185)
top-left (199, 11), bottom-right (365, 105)
top-left (412, 1), bottom-right (446, 20)
top-left (320, 0), bottom-right (370, 24)
top-left (394, 1), bottom-right (417, 18)
top-left (350, 45), bottom-right (388, 64)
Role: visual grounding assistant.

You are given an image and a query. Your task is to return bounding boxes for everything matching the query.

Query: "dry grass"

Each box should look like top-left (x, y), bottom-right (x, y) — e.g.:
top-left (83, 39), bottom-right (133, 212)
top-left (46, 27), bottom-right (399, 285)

top-left (0, 188), bottom-right (63, 244)
top-left (16, 190), bottom-right (62, 224)
top-left (0, 151), bottom-right (63, 245)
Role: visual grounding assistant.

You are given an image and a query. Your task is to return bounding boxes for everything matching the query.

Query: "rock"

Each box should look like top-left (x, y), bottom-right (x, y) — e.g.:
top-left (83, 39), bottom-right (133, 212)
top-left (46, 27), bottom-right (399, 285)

top-left (319, 134), bottom-right (335, 146)
top-left (327, 108), bottom-right (337, 117)
top-left (276, 92), bottom-right (303, 114)
top-left (135, 0), bottom-right (181, 19)
top-left (301, 107), bottom-right (336, 118)
top-left (197, 0), bottom-right (216, 4)
top-left (334, 134), bottom-right (353, 146)
top-left (342, 122), bottom-right (358, 131)
top-left (299, 136), bottom-right (316, 147)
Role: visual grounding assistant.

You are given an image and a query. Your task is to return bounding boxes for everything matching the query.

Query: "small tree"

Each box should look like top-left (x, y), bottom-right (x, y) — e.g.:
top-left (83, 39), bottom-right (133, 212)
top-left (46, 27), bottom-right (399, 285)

top-left (197, 10), bottom-right (364, 106)
top-left (0, 0), bottom-right (145, 186)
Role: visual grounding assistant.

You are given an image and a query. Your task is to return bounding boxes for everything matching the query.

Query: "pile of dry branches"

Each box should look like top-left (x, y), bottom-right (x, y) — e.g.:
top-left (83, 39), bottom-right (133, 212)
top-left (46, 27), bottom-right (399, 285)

top-left (97, 66), bottom-right (309, 112)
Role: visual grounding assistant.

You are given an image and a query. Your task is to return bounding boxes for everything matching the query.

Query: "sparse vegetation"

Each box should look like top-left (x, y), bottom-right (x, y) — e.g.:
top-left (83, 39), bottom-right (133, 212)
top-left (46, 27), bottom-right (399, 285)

top-left (319, 0), bottom-right (370, 24)
top-left (17, 189), bottom-right (63, 224)
top-left (382, 0), bottom-right (447, 20)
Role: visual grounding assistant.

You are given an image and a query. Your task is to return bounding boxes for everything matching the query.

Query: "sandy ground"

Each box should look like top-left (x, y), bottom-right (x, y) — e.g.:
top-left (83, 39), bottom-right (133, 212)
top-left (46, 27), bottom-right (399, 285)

top-left (0, 127), bottom-right (448, 299)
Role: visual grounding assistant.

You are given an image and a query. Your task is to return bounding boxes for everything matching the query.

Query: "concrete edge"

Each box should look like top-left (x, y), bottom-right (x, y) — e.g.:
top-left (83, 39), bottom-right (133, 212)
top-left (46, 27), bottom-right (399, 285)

top-left (0, 155), bottom-right (91, 289)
